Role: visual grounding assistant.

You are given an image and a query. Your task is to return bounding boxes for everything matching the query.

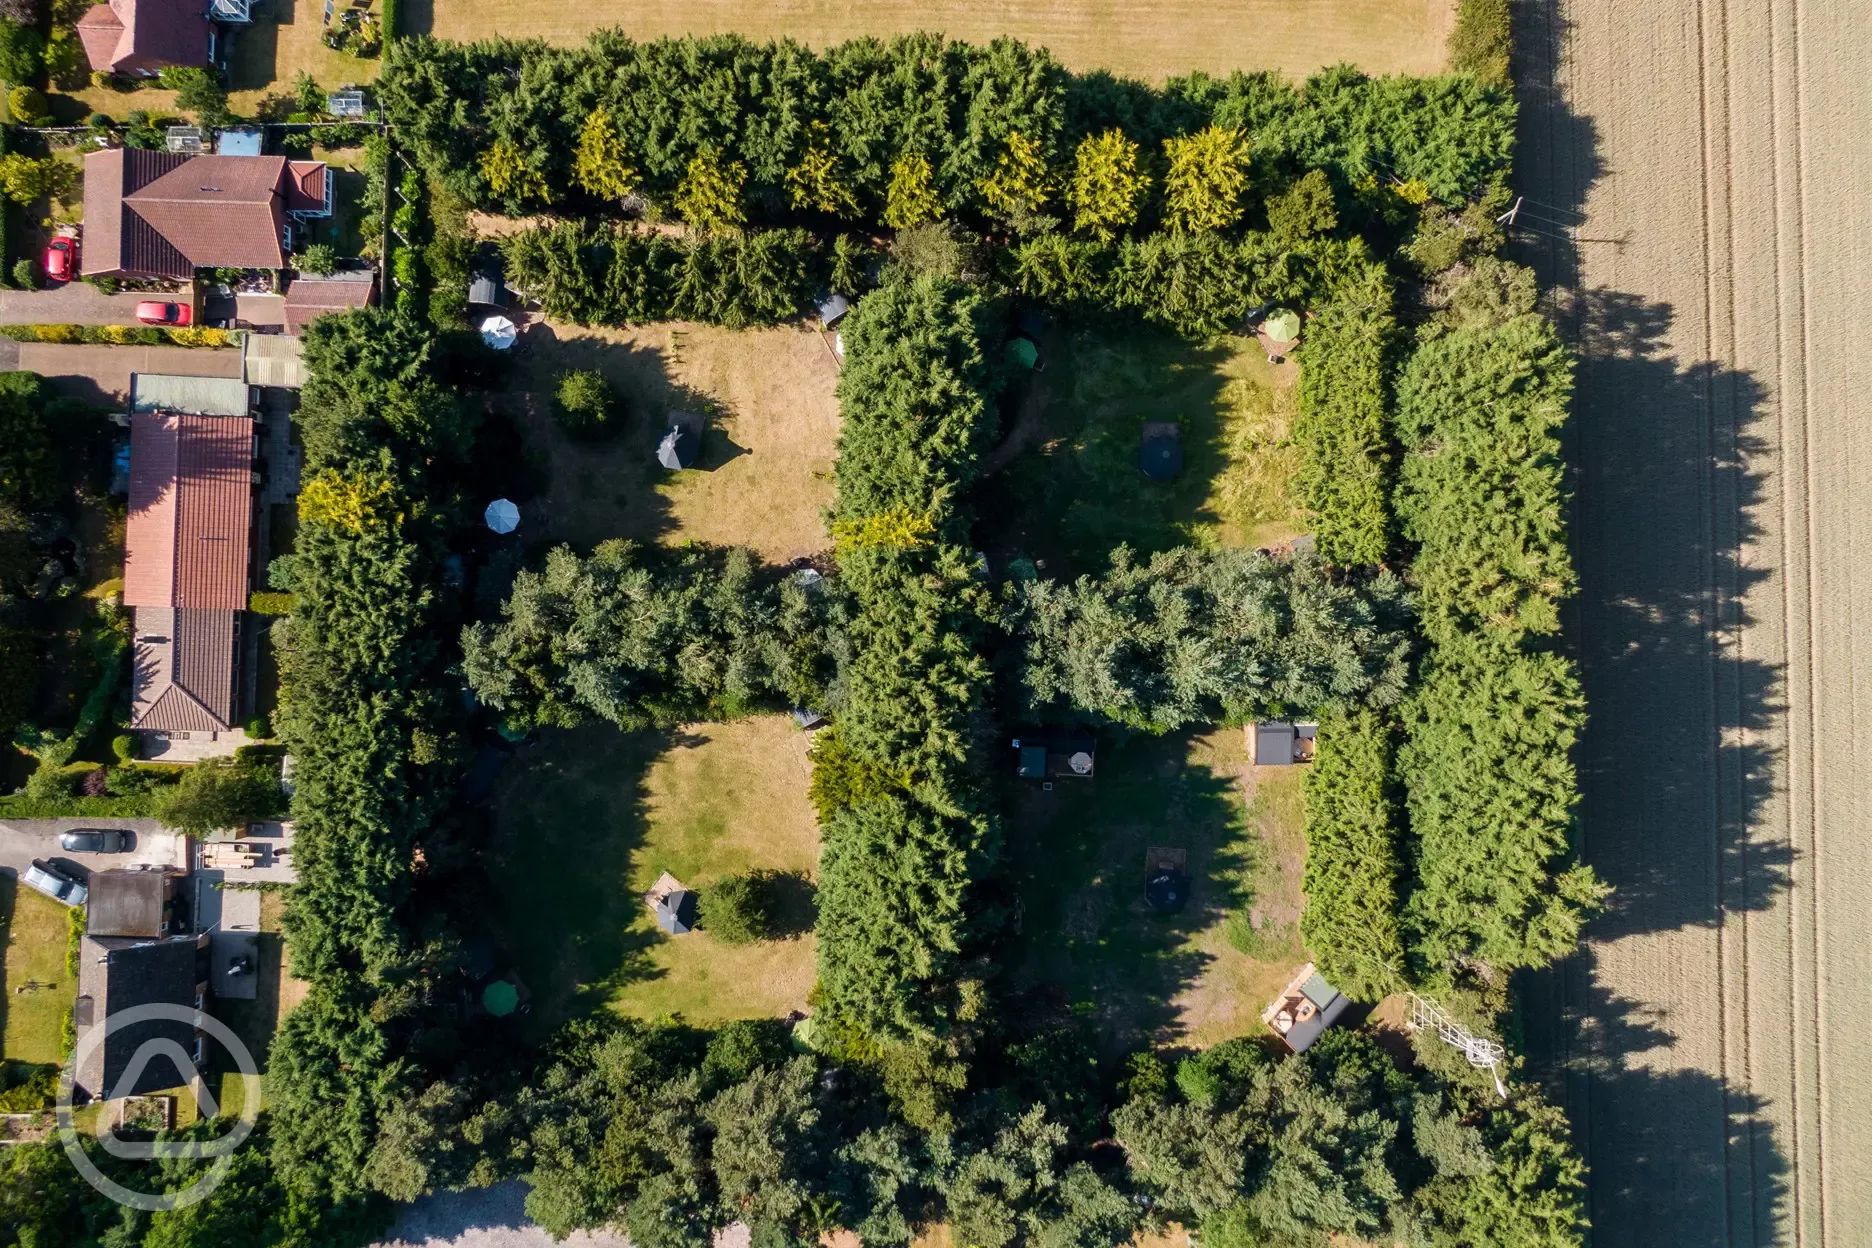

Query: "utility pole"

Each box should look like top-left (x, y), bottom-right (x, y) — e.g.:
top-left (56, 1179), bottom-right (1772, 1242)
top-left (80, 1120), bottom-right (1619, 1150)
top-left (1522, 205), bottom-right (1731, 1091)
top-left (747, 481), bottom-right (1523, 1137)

top-left (1496, 195), bottom-right (1524, 227)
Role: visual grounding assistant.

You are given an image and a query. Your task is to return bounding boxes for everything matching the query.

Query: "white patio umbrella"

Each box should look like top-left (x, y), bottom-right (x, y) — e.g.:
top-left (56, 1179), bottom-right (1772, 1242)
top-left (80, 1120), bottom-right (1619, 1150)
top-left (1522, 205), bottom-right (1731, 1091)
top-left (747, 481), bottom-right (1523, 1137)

top-left (479, 315), bottom-right (518, 351)
top-left (484, 498), bottom-right (520, 534)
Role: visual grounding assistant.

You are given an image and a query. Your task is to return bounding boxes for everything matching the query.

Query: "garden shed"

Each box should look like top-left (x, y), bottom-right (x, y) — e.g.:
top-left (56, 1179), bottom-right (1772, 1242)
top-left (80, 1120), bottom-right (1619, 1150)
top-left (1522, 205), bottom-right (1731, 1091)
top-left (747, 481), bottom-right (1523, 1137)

top-left (1262, 962), bottom-right (1350, 1053)
top-left (817, 294), bottom-right (850, 329)
top-left (1248, 721), bottom-right (1317, 766)
top-left (469, 255), bottom-right (507, 308)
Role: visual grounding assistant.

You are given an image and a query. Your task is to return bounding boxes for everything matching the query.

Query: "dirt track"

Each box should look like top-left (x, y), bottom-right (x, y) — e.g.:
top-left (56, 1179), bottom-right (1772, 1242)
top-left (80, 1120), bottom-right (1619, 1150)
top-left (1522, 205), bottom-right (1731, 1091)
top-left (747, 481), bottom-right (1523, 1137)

top-left (1516, 0), bottom-right (1872, 1243)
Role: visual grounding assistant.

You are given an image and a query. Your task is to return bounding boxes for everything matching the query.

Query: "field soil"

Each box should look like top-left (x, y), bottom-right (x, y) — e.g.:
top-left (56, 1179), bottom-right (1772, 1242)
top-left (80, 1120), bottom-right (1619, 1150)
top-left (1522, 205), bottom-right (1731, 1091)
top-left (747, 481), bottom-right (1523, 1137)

top-left (1516, 0), bottom-right (1872, 1243)
top-left (413, 0), bottom-right (1454, 81)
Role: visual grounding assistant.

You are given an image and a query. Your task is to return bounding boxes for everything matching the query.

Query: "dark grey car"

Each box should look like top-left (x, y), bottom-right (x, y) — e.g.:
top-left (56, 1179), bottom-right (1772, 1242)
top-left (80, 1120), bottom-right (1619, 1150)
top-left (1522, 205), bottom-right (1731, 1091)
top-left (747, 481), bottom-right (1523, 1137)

top-left (59, 828), bottom-right (128, 853)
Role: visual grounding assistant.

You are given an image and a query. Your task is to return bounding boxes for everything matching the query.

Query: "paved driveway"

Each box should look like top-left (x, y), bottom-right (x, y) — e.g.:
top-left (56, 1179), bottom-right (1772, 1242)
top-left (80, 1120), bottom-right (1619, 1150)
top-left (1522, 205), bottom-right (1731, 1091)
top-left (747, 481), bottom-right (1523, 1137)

top-left (0, 284), bottom-right (167, 326)
top-left (0, 818), bottom-right (183, 887)
top-left (15, 341), bottom-right (244, 405)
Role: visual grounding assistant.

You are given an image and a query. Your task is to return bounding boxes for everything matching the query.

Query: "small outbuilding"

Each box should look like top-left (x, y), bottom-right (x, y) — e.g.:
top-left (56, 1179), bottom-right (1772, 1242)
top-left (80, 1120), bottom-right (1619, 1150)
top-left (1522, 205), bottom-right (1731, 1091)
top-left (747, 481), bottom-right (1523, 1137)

top-left (790, 708), bottom-right (826, 730)
top-left (1262, 962), bottom-right (1350, 1053)
top-left (328, 88), bottom-right (367, 118)
top-left (1140, 422), bottom-right (1183, 481)
top-left (657, 410), bottom-right (705, 470)
top-left (1247, 721), bottom-right (1317, 766)
top-left (817, 293), bottom-right (850, 329)
top-left (469, 255), bottom-right (507, 308)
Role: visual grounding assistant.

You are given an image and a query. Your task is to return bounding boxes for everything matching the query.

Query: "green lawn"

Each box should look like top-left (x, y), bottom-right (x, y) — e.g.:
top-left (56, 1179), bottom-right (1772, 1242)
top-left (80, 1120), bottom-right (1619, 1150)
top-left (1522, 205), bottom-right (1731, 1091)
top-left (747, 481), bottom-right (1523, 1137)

top-left (1001, 727), bottom-right (1309, 1054)
top-left (489, 715), bottom-right (820, 1032)
top-left (1, 878), bottom-right (75, 1068)
top-left (978, 326), bottom-right (1304, 578)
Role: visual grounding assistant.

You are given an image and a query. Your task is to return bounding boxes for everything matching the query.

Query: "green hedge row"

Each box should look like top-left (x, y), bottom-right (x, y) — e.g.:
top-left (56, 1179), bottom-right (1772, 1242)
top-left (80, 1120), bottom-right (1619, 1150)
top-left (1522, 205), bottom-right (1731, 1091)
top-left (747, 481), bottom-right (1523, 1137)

top-left (380, 34), bottom-right (1515, 224)
top-left (1393, 272), bottom-right (1604, 974)
top-left (501, 223), bottom-right (818, 330)
top-left (1298, 707), bottom-right (1406, 999)
top-left (813, 273), bottom-right (1002, 1039)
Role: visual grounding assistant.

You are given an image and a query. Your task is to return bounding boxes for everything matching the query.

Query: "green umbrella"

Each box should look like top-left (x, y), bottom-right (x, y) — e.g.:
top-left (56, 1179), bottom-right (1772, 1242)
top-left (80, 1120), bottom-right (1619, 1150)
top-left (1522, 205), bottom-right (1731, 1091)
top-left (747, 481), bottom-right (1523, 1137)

top-left (1261, 308), bottom-right (1301, 343)
top-left (1004, 336), bottom-right (1038, 371)
top-left (482, 980), bottom-right (519, 1017)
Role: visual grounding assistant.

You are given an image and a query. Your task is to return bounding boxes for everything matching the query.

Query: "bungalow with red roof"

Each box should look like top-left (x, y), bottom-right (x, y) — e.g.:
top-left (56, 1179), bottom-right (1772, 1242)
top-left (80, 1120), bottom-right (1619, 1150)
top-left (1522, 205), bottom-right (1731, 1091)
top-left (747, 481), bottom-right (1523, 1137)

top-left (123, 391), bottom-right (256, 740)
top-left (82, 148), bottom-right (331, 281)
top-left (76, 0), bottom-right (253, 77)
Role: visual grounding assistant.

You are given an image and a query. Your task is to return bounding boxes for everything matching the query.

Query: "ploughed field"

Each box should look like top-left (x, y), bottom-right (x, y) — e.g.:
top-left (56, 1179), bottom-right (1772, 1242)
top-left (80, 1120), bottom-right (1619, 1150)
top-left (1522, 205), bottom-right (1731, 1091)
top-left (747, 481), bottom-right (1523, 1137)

top-left (414, 0), bottom-right (1455, 81)
top-left (1516, 0), bottom-right (1872, 1242)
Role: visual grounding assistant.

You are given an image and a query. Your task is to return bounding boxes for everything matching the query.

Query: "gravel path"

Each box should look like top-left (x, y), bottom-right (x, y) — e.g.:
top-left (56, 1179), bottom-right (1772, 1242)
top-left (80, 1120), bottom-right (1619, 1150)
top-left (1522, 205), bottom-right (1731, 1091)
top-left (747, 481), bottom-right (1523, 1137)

top-left (1516, 0), bottom-right (1872, 1243)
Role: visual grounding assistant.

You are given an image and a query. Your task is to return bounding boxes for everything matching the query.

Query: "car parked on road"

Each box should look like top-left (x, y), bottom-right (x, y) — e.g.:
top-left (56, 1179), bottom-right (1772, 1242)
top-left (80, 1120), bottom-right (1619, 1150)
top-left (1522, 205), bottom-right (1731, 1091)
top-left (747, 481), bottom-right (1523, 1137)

top-left (43, 231), bottom-right (78, 283)
top-left (21, 861), bottom-right (86, 907)
top-left (134, 300), bottom-right (192, 326)
top-left (59, 828), bottom-right (128, 853)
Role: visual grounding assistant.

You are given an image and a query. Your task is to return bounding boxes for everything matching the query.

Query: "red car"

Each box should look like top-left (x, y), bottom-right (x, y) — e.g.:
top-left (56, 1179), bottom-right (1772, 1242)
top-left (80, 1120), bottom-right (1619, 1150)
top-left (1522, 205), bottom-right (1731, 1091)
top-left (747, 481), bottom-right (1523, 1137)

top-left (43, 233), bottom-right (77, 283)
top-left (135, 300), bottom-right (192, 326)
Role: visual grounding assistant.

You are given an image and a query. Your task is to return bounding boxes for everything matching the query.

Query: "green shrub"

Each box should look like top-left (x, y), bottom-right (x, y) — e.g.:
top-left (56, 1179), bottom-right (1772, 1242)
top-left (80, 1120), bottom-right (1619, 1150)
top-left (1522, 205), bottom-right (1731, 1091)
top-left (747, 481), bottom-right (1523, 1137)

top-left (551, 368), bottom-right (615, 436)
top-left (245, 714), bottom-right (272, 740)
top-left (9, 258), bottom-right (33, 290)
top-left (0, 1063), bottom-right (56, 1112)
top-left (701, 871), bottom-right (778, 945)
top-left (150, 756), bottom-right (281, 836)
top-left (296, 242), bottom-right (339, 275)
top-left (110, 733), bottom-right (137, 762)
top-left (1293, 242), bottom-right (1395, 566)
top-left (0, 20), bottom-right (42, 87)
top-left (1449, 0), bottom-right (1512, 86)
top-left (5, 86), bottom-right (45, 124)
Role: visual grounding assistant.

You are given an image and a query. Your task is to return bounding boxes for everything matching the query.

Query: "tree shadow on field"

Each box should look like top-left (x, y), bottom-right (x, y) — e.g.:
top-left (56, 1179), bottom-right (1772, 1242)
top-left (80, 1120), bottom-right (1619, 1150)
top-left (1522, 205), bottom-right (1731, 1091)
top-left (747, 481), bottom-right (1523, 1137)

top-left (1514, 0), bottom-right (1794, 1241)
top-left (480, 726), bottom-right (669, 1030)
top-left (1526, 948), bottom-right (1792, 1248)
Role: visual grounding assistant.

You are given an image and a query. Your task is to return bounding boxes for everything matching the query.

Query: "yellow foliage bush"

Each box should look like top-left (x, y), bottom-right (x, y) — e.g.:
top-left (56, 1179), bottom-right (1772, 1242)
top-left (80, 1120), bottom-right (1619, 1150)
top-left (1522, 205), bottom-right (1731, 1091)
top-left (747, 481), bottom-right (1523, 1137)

top-left (830, 509), bottom-right (937, 553)
top-left (298, 469), bottom-right (400, 534)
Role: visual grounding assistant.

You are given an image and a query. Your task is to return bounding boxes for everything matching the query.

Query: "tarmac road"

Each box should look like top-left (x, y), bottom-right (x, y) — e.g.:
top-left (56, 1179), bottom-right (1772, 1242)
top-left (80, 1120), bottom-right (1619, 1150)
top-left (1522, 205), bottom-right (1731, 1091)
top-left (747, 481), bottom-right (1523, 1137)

top-left (1516, 0), bottom-right (1872, 1243)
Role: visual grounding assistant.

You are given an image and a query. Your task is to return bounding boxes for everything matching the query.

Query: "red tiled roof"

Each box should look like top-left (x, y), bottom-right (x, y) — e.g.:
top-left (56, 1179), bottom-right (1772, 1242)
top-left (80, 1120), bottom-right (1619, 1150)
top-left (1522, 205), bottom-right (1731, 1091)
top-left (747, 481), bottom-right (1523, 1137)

top-left (83, 151), bottom-right (326, 279)
top-left (76, 3), bottom-right (126, 75)
top-left (75, 0), bottom-right (209, 75)
top-left (124, 410), bottom-right (253, 611)
top-left (285, 160), bottom-right (327, 212)
top-left (129, 607), bottom-right (237, 732)
top-left (282, 273), bottom-right (376, 334)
